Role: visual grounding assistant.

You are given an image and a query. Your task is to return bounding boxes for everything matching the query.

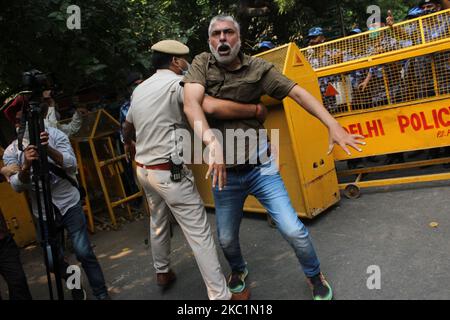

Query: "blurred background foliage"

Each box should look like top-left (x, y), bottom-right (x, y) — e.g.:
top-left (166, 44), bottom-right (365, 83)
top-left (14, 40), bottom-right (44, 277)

top-left (0, 0), bottom-right (418, 99)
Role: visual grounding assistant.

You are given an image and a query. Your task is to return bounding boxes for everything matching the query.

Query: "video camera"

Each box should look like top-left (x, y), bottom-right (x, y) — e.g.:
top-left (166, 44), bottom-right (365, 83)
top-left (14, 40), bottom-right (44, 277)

top-left (22, 69), bottom-right (51, 92)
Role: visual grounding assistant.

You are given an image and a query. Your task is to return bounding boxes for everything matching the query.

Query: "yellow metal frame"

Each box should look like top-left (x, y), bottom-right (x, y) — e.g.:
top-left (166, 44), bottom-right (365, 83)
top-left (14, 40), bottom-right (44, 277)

top-left (338, 157), bottom-right (450, 199)
top-left (70, 109), bottom-right (148, 232)
top-left (299, 10), bottom-right (450, 196)
top-left (301, 9), bottom-right (450, 75)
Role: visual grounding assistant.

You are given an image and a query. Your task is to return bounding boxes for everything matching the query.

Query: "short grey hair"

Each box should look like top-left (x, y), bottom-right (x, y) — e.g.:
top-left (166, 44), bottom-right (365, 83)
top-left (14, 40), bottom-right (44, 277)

top-left (208, 15), bottom-right (240, 37)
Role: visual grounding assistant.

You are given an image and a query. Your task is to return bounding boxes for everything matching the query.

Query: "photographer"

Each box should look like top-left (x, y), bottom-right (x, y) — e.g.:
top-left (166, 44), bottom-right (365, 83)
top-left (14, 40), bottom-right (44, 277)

top-left (2, 93), bottom-right (110, 300)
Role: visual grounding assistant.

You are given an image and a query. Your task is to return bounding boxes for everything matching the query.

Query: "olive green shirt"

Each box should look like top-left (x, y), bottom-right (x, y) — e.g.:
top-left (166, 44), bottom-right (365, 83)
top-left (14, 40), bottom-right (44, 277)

top-left (182, 52), bottom-right (296, 165)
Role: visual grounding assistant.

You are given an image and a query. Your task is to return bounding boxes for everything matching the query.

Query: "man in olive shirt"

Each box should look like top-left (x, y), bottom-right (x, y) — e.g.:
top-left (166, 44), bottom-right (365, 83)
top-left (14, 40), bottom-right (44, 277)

top-left (182, 15), bottom-right (365, 300)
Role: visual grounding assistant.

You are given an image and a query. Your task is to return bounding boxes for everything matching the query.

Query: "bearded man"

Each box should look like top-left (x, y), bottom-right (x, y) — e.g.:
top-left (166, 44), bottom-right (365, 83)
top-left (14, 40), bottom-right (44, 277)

top-left (181, 15), bottom-right (365, 300)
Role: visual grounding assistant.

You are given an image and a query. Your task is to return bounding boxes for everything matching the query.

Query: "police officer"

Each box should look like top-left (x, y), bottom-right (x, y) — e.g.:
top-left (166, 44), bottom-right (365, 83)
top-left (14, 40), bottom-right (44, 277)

top-left (123, 40), bottom-right (266, 300)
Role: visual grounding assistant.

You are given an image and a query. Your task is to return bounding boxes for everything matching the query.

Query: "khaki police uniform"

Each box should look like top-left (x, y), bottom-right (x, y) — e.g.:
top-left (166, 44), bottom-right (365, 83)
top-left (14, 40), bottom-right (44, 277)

top-left (126, 40), bottom-right (231, 300)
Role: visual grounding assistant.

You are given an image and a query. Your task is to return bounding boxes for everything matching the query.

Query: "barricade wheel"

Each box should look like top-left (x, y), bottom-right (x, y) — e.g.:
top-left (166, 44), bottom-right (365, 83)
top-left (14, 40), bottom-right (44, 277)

top-left (344, 184), bottom-right (361, 199)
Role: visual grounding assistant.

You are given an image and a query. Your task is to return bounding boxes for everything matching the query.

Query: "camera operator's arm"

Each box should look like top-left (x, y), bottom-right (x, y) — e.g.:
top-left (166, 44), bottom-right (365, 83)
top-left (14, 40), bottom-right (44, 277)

top-left (40, 131), bottom-right (63, 167)
top-left (2, 145), bottom-right (32, 192)
top-left (0, 164), bottom-right (20, 182)
top-left (17, 146), bottom-right (36, 184)
top-left (42, 129), bottom-right (77, 169)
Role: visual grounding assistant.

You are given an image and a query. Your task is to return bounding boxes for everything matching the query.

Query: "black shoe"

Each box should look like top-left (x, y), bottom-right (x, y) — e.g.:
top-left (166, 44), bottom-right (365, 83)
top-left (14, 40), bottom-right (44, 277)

top-left (71, 287), bottom-right (87, 300)
top-left (96, 293), bottom-right (112, 300)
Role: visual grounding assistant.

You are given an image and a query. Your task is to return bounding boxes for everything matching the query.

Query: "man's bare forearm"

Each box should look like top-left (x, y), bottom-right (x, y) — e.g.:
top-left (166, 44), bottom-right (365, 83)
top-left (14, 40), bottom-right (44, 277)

top-left (47, 146), bottom-right (64, 167)
top-left (288, 85), bottom-right (339, 128)
top-left (184, 101), bottom-right (216, 145)
top-left (202, 96), bottom-right (257, 120)
top-left (123, 121), bottom-right (135, 144)
top-left (184, 84), bottom-right (217, 145)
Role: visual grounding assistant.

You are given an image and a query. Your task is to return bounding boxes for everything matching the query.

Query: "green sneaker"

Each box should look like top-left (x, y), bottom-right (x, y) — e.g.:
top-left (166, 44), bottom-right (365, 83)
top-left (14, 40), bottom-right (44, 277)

top-left (227, 267), bottom-right (249, 294)
top-left (306, 273), bottom-right (333, 301)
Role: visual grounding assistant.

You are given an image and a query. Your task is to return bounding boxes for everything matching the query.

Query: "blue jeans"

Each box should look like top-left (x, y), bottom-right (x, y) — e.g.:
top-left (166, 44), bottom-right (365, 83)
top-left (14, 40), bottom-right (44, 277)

top-left (212, 162), bottom-right (321, 278)
top-left (35, 202), bottom-right (108, 299)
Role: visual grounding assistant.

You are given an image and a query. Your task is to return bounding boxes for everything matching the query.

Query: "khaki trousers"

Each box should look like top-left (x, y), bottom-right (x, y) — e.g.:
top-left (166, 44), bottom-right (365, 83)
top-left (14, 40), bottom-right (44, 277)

top-left (136, 166), bottom-right (231, 300)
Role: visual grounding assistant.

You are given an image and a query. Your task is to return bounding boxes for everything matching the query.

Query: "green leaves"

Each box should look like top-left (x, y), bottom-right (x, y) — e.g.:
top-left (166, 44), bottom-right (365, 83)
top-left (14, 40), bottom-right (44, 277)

top-left (48, 11), bottom-right (65, 21)
top-left (274, 0), bottom-right (296, 14)
top-left (0, 0), bottom-right (419, 99)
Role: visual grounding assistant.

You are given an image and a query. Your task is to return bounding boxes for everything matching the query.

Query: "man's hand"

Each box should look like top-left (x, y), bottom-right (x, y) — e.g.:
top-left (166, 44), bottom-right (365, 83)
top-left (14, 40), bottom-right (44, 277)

top-left (358, 80), bottom-right (369, 91)
top-left (255, 103), bottom-right (268, 124)
top-left (205, 140), bottom-right (226, 191)
top-left (22, 145), bottom-right (40, 170)
top-left (40, 131), bottom-right (49, 146)
top-left (42, 90), bottom-right (52, 99)
top-left (0, 164), bottom-right (20, 182)
top-left (39, 131), bottom-right (64, 167)
top-left (124, 141), bottom-right (136, 163)
top-left (42, 90), bottom-right (56, 108)
top-left (327, 122), bottom-right (366, 156)
top-left (386, 10), bottom-right (395, 27)
top-left (287, 85), bottom-right (365, 156)
top-left (76, 107), bottom-right (89, 116)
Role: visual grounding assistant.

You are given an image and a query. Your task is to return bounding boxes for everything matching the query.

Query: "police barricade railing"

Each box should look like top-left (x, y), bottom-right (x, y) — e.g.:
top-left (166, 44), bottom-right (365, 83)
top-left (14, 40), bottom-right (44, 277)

top-left (298, 11), bottom-right (450, 198)
top-left (300, 9), bottom-right (450, 72)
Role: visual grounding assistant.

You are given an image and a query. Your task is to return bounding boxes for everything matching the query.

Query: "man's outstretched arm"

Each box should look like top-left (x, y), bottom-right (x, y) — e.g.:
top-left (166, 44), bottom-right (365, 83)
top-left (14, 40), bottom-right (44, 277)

top-left (288, 85), bottom-right (365, 155)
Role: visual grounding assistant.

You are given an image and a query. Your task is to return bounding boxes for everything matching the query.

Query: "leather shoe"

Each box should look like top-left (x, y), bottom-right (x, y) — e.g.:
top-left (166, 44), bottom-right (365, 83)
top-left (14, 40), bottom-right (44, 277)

top-left (231, 287), bottom-right (251, 300)
top-left (156, 270), bottom-right (176, 288)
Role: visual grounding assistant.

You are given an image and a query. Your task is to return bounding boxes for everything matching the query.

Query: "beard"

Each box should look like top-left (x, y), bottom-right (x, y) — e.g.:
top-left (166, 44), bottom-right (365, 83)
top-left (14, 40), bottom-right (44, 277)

top-left (209, 40), bottom-right (241, 65)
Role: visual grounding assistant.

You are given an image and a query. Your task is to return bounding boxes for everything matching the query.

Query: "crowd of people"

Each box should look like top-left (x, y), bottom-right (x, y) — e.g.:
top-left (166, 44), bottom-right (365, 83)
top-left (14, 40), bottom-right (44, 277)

top-left (302, 0), bottom-right (450, 168)
top-left (305, 0), bottom-right (450, 116)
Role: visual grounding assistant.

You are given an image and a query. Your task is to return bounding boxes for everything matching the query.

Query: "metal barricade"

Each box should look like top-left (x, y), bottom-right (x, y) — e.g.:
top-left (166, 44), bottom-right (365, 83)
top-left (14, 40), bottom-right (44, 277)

top-left (301, 9), bottom-right (450, 198)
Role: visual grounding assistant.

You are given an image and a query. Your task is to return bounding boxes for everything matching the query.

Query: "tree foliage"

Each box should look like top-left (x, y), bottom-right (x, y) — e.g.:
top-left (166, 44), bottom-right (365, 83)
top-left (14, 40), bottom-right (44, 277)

top-left (0, 0), bottom-right (419, 100)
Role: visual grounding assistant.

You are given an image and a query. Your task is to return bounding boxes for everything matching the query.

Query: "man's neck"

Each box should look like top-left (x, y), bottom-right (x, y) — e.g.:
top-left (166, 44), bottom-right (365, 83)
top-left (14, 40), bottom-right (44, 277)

top-left (220, 56), bottom-right (242, 71)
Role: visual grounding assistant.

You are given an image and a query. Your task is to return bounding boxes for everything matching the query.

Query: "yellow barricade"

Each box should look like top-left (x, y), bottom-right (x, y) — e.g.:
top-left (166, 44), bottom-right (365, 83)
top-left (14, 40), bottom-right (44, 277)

top-left (300, 9), bottom-right (450, 197)
top-left (192, 9), bottom-right (450, 209)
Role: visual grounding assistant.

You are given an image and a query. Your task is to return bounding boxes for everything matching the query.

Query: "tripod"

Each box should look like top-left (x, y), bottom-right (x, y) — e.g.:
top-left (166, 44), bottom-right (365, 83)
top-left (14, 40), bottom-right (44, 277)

top-left (18, 96), bottom-right (65, 300)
